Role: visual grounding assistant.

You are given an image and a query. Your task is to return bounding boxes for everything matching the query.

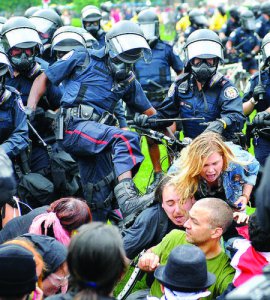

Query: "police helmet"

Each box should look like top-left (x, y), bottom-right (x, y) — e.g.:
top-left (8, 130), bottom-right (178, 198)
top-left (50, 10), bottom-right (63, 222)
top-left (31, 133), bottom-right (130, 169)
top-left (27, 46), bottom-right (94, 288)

top-left (105, 20), bottom-right (151, 64)
top-left (81, 5), bottom-right (102, 36)
top-left (188, 9), bottom-right (208, 28)
top-left (184, 29), bottom-right (224, 63)
top-left (137, 8), bottom-right (159, 42)
top-left (0, 17), bottom-right (7, 34)
top-left (229, 6), bottom-right (240, 22)
top-left (75, 27), bottom-right (99, 49)
top-left (0, 45), bottom-right (11, 77)
top-left (261, 1), bottom-right (270, 16)
top-left (24, 6), bottom-right (40, 18)
top-left (251, 2), bottom-right (261, 18)
top-left (30, 8), bottom-right (63, 45)
top-left (1, 17), bottom-right (42, 73)
top-left (261, 32), bottom-right (270, 64)
top-left (240, 10), bottom-right (256, 31)
top-left (51, 26), bottom-right (87, 55)
top-left (1, 16), bottom-right (42, 52)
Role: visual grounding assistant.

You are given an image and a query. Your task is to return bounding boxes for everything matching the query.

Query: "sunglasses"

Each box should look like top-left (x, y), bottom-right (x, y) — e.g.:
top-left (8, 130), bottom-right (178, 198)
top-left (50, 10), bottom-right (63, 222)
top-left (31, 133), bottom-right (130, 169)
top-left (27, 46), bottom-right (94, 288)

top-left (10, 47), bottom-right (34, 57)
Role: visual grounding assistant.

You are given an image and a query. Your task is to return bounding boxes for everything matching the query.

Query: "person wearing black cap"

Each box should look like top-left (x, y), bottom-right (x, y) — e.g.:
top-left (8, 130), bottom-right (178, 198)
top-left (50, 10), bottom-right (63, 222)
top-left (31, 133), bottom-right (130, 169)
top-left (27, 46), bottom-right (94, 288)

top-left (151, 245), bottom-right (216, 300)
top-left (0, 243), bottom-right (39, 299)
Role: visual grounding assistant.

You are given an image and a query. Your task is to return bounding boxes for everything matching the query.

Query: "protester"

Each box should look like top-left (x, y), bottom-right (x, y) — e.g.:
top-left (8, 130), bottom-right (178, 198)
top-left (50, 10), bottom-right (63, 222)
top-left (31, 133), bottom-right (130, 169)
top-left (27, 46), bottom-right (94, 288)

top-left (0, 243), bottom-right (41, 300)
top-left (148, 245), bottom-right (216, 300)
top-left (0, 197), bottom-right (91, 245)
top-left (171, 132), bottom-right (259, 211)
top-left (122, 175), bottom-right (195, 259)
top-left (46, 222), bottom-right (127, 299)
top-left (131, 198), bottom-right (235, 300)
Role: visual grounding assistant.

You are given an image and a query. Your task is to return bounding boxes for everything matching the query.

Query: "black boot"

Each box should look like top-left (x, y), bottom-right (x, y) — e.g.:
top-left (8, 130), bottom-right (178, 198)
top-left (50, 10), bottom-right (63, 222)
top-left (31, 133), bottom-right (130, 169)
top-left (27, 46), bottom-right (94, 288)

top-left (114, 179), bottom-right (155, 226)
top-left (147, 172), bottom-right (163, 193)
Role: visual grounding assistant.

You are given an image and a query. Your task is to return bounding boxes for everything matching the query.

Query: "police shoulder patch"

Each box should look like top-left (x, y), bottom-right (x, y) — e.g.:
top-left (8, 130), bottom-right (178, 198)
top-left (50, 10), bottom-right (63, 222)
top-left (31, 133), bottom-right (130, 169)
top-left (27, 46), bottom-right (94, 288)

top-left (168, 83), bottom-right (176, 97)
top-left (224, 86), bottom-right (239, 100)
top-left (18, 98), bottom-right (25, 112)
top-left (61, 50), bottom-right (74, 61)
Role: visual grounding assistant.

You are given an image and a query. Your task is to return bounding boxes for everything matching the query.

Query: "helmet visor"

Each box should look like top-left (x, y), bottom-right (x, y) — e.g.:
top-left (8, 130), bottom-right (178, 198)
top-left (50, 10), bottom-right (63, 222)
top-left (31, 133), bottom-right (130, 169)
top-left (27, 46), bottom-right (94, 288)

top-left (263, 42), bottom-right (270, 60)
top-left (243, 18), bottom-right (256, 30)
top-left (52, 32), bottom-right (86, 51)
top-left (30, 17), bottom-right (54, 34)
top-left (5, 28), bottom-right (42, 49)
top-left (0, 52), bottom-right (11, 76)
top-left (108, 34), bottom-right (152, 63)
top-left (186, 40), bottom-right (223, 61)
top-left (139, 23), bottom-right (156, 40)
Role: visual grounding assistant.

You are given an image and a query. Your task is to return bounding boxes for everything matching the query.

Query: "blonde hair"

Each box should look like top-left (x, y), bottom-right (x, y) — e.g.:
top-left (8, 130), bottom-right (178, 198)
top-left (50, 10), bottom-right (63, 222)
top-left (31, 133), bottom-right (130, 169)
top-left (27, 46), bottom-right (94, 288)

top-left (172, 132), bottom-right (239, 204)
top-left (4, 238), bottom-right (46, 289)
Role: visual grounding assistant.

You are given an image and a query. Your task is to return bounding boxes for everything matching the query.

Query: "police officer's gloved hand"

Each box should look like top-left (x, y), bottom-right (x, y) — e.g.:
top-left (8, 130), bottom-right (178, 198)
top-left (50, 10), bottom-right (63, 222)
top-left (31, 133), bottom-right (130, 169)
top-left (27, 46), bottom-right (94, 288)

top-left (24, 107), bottom-right (35, 122)
top-left (253, 84), bottom-right (266, 102)
top-left (253, 111), bottom-right (270, 127)
top-left (134, 113), bottom-right (149, 127)
top-left (205, 119), bottom-right (225, 135)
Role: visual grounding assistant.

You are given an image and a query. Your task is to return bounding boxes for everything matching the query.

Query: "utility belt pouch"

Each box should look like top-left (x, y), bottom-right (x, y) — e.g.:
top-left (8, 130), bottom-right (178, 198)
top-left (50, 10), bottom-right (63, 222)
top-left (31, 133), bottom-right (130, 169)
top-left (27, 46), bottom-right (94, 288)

top-left (78, 104), bottom-right (94, 120)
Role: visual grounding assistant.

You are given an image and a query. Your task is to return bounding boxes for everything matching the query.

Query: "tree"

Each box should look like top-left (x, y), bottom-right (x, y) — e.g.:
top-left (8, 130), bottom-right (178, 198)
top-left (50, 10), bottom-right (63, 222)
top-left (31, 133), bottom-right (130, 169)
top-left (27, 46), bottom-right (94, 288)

top-left (0, 0), bottom-right (40, 16)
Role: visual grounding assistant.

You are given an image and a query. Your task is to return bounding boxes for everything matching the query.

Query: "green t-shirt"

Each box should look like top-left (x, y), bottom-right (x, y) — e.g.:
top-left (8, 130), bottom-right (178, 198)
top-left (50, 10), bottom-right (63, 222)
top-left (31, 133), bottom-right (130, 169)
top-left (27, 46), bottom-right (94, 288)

top-left (150, 229), bottom-right (235, 300)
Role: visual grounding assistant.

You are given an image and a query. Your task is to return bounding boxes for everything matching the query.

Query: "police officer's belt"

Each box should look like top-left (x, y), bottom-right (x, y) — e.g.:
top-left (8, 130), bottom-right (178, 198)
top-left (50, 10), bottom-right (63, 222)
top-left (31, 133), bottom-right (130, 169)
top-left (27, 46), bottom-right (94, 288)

top-left (64, 104), bottom-right (116, 126)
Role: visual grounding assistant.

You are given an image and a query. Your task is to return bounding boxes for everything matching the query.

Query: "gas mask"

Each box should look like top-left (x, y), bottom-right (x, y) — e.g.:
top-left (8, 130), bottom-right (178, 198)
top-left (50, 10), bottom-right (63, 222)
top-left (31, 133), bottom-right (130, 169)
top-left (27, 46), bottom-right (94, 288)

top-left (190, 57), bottom-right (218, 85)
top-left (83, 21), bottom-right (100, 37)
top-left (107, 56), bottom-right (135, 91)
top-left (9, 48), bottom-right (36, 74)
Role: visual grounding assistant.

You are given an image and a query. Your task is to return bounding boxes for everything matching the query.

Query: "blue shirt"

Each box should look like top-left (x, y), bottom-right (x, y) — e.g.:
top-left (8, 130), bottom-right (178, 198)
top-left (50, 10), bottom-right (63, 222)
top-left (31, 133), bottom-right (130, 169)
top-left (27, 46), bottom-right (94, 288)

top-left (153, 72), bottom-right (245, 139)
top-left (0, 86), bottom-right (29, 158)
top-left (45, 47), bottom-right (152, 115)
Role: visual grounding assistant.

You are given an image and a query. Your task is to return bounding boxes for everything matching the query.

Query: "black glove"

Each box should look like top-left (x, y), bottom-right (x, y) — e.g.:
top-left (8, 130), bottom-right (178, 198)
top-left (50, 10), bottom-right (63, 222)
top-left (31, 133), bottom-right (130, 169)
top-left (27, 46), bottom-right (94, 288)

top-left (205, 120), bottom-right (225, 135)
top-left (253, 111), bottom-right (270, 127)
top-left (134, 113), bottom-right (149, 127)
top-left (24, 107), bottom-right (35, 122)
top-left (253, 84), bottom-right (266, 102)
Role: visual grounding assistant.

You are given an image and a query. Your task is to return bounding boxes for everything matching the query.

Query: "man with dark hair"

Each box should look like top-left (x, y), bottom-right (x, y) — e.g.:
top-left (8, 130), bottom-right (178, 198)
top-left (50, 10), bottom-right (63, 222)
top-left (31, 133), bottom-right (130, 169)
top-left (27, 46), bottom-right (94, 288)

top-left (122, 175), bottom-right (195, 259)
top-left (130, 198), bottom-right (235, 300)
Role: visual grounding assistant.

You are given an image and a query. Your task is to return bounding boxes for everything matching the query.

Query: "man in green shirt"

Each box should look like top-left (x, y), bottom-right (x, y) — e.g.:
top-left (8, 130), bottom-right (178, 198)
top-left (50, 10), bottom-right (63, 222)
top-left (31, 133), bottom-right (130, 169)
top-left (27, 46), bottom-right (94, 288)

top-left (135, 198), bottom-right (235, 300)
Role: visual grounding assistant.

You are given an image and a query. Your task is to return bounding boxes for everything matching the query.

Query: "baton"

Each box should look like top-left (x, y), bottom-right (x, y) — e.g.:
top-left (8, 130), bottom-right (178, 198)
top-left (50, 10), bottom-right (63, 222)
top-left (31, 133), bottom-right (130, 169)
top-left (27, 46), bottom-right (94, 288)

top-left (27, 120), bottom-right (47, 147)
top-left (147, 117), bottom-right (205, 123)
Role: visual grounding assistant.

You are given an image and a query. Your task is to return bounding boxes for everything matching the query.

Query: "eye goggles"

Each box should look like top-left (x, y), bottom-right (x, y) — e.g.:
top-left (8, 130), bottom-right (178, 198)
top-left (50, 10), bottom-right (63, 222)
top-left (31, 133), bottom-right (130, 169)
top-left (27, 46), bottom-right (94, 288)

top-left (190, 57), bottom-right (218, 67)
top-left (9, 47), bottom-right (34, 57)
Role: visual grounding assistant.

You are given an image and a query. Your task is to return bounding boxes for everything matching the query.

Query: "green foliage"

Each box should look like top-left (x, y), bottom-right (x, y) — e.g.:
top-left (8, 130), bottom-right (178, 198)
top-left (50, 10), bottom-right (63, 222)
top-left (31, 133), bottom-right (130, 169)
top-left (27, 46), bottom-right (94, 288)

top-left (0, 0), bottom-right (40, 15)
top-left (73, 0), bottom-right (100, 14)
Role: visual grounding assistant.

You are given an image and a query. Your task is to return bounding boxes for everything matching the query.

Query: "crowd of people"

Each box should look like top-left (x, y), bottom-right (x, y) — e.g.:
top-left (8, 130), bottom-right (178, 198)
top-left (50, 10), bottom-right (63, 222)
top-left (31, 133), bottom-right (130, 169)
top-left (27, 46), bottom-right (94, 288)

top-left (0, 1), bottom-right (270, 299)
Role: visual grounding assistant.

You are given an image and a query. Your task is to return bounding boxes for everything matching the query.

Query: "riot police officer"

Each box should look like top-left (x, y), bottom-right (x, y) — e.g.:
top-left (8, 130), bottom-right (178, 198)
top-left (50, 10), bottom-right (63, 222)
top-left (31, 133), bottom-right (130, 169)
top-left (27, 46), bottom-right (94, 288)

top-left (0, 45), bottom-right (28, 161)
top-left (184, 9), bottom-right (209, 40)
top-left (135, 29), bottom-right (245, 142)
top-left (226, 10), bottom-right (260, 75)
top-left (243, 32), bottom-right (270, 165)
top-left (256, 1), bottom-right (270, 39)
top-left (81, 5), bottom-right (106, 49)
top-left (29, 8), bottom-right (63, 63)
top-left (27, 20), bottom-right (156, 225)
top-left (1, 16), bottom-right (63, 203)
top-left (134, 8), bottom-right (183, 192)
top-left (220, 6), bottom-right (240, 43)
